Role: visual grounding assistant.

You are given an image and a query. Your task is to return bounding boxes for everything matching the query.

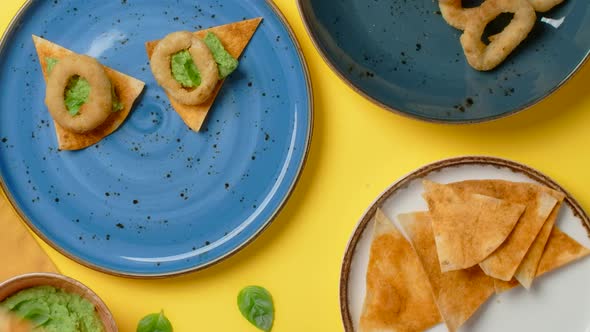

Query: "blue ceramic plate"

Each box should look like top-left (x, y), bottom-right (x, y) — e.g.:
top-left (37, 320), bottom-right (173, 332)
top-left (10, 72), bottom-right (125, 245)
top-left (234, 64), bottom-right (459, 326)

top-left (298, 0), bottom-right (590, 123)
top-left (0, 0), bottom-right (312, 277)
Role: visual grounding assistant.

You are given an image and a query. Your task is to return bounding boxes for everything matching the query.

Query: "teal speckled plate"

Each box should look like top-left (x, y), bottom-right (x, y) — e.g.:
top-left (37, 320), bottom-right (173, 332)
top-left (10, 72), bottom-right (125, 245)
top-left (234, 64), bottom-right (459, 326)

top-left (298, 0), bottom-right (590, 123)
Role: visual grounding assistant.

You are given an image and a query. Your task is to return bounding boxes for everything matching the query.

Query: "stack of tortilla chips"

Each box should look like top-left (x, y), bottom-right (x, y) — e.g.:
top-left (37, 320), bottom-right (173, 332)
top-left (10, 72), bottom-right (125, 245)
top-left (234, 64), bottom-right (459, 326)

top-left (360, 180), bottom-right (590, 332)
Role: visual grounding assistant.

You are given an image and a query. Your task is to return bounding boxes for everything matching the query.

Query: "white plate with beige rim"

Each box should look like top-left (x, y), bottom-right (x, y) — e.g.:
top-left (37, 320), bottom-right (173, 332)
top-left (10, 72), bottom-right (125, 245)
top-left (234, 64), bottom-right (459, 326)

top-left (341, 156), bottom-right (590, 331)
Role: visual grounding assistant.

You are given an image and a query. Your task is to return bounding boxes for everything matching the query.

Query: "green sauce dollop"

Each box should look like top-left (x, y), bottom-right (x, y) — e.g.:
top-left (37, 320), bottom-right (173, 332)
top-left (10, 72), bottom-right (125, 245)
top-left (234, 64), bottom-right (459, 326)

top-left (170, 32), bottom-right (239, 87)
top-left (46, 57), bottom-right (123, 116)
top-left (64, 76), bottom-right (90, 116)
top-left (203, 32), bottom-right (239, 79)
top-left (1, 285), bottom-right (104, 332)
top-left (171, 50), bottom-right (201, 88)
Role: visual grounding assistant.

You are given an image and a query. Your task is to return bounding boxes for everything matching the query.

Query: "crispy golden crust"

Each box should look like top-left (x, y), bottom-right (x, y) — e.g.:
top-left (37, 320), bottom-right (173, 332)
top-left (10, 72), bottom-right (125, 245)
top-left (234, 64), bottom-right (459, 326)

top-left (493, 278), bottom-right (519, 294)
top-left (400, 212), bottom-right (494, 332)
top-left (537, 227), bottom-right (590, 275)
top-left (529, 0), bottom-right (565, 12)
top-left (514, 193), bottom-right (564, 288)
top-left (422, 180), bottom-right (525, 272)
top-left (449, 180), bottom-right (561, 281)
top-left (460, 0), bottom-right (536, 71)
top-left (440, 0), bottom-right (562, 29)
top-left (495, 226), bottom-right (590, 293)
top-left (145, 18), bottom-right (262, 132)
top-left (442, 179), bottom-right (559, 281)
top-left (439, 0), bottom-right (479, 30)
top-left (359, 209), bottom-right (441, 332)
top-left (45, 54), bottom-right (112, 133)
top-left (150, 31), bottom-right (219, 105)
top-left (32, 35), bottom-right (145, 150)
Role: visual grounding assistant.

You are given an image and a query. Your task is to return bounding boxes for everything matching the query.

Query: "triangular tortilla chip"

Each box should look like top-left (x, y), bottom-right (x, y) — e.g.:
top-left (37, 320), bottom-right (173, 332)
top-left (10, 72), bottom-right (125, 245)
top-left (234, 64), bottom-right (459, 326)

top-left (423, 181), bottom-right (525, 272)
top-left (443, 180), bottom-right (559, 281)
top-left (360, 209), bottom-right (441, 332)
top-left (32, 35), bottom-right (145, 151)
top-left (537, 226), bottom-right (590, 275)
top-left (514, 194), bottom-right (564, 289)
top-left (399, 212), bottom-right (494, 332)
top-left (494, 226), bottom-right (590, 293)
top-left (145, 18), bottom-right (262, 132)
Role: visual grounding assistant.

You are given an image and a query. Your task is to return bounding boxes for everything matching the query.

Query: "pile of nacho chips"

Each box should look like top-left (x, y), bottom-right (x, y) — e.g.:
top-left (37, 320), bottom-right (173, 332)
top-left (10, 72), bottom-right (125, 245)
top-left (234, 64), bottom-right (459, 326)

top-left (360, 179), bottom-right (590, 332)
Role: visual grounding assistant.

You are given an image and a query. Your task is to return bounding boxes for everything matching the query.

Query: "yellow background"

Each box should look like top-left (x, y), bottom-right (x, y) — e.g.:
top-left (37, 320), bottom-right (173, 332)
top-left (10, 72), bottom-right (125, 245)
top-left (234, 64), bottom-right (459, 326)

top-left (2, 0), bottom-right (590, 331)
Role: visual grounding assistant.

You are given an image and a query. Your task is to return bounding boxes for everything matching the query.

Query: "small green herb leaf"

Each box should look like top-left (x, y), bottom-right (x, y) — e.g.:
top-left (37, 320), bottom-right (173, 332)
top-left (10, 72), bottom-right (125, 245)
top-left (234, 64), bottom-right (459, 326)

top-left (238, 286), bottom-right (274, 332)
top-left (14, 300), bottom-right (51, 327)
top-left (171, 50), bottom-right (201, 88)
top-left (46, 57), bottom-right (59, 74)
top-left (136, 311), bottom-right (173, 332)
top-left (64, 75), bottom-right (91, 116)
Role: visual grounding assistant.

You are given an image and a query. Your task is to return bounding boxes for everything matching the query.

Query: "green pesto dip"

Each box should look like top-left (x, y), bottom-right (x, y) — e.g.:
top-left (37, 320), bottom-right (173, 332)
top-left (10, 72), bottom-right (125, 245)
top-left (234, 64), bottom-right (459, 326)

top-left (0, 285), bottom-right (104, 332)
top-left (171, 50), bottom-right (201, 88)
top-left (203, 32), bottom-right (239, 79)
top-left (171, 32), bottom-right (238, 87)
top-left (46, 57), bottom-right (123, 116)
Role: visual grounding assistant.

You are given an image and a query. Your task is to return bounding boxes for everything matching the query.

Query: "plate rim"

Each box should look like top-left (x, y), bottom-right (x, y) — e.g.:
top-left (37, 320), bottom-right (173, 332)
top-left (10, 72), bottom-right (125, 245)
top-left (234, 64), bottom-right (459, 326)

top-left (0, 0), bottom-right (314, 278)
top-left (339, 155), bottom-right (590, 331)
top-left (296, 0), bottom-right (590, 124)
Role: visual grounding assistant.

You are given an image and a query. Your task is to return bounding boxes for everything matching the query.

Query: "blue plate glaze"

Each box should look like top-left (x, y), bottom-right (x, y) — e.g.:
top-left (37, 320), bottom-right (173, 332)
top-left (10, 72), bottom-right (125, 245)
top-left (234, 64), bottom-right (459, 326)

top-left (298, 0), bottom-right (590, 123)
top-left (0, 0), bottom-right (312, 277)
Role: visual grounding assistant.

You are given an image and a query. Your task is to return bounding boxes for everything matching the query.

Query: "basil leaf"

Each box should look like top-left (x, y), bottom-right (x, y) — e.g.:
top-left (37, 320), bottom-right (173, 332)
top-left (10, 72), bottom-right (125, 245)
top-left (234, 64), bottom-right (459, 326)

top-left (136, 311), bottom-right (173, 332)
top-left (237, 286), bottom-right (274, 332)
top-left (14, 300), bottom-right (51, 327)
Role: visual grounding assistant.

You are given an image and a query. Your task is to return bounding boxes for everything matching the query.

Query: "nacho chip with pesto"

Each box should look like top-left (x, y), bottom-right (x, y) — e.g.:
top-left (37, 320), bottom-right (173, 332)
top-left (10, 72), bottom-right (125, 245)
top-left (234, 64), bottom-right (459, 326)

top-left (32, 35), bottom-right (145, 150)
top-left (146, 18), bottom-right (262, 132)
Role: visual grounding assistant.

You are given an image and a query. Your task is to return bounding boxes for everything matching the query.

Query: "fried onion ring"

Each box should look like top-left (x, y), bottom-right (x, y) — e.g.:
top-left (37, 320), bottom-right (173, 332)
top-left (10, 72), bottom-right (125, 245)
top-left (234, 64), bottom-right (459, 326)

top-left (460, 0), bottom-right (536, 71)
top-left (439, 0), bottom-right (480, 30)
top-left (150, 31), bottom-right (219, 106)
top-left (45, 54), bottom-right (112, 133)
top-left (528, 0), bottom-right (564, 12)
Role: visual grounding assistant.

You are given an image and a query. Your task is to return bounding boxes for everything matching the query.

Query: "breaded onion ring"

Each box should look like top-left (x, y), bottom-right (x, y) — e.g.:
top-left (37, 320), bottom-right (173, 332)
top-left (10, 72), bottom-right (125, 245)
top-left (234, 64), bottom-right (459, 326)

top-left (45, 54), bottom-right (112, 133)
top-left (528, 0), bottom-right (564, 12)
top-left (441, 0), bottom-right (562, 30)
top-left (460, 0), bottom-right (536, 71)
top-left (150, 31), bottom-right (219, 106)
top-left (439, 0), bottom-right (480, 30)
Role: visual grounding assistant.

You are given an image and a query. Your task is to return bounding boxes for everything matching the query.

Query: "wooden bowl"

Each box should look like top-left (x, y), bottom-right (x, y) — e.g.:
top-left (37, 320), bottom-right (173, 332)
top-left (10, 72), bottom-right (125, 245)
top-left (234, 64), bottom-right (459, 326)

top-left (0, 273), bottom-right (117, 331)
